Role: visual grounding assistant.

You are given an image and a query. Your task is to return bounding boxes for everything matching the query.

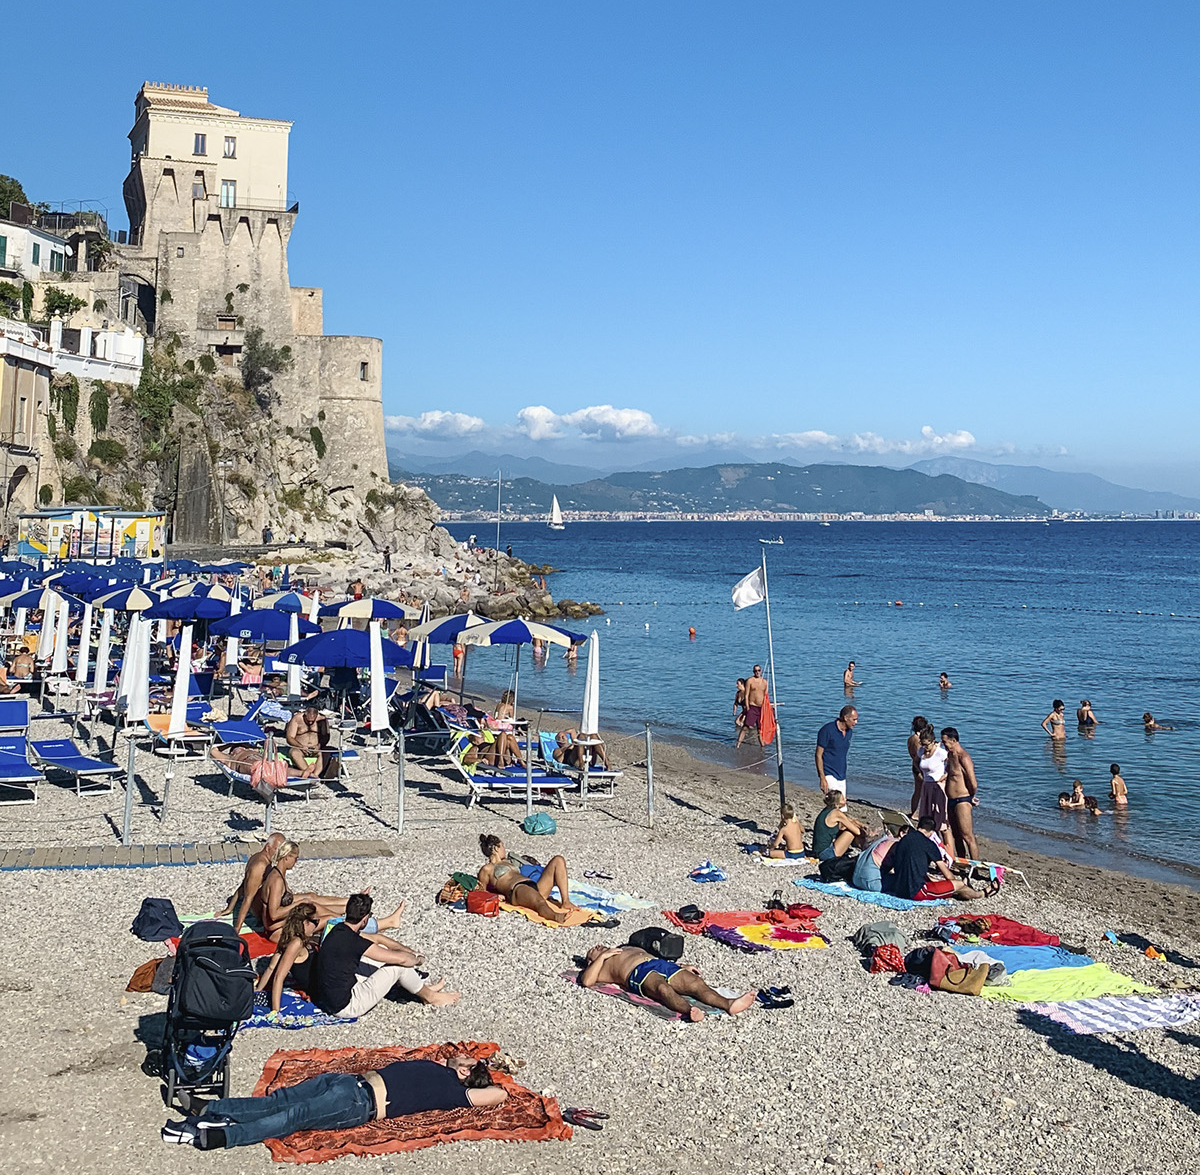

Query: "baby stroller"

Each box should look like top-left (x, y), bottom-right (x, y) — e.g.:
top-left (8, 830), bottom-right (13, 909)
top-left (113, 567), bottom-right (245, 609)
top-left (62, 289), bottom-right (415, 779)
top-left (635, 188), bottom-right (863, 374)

top-left (161, 920), bottom-right (255, 1107)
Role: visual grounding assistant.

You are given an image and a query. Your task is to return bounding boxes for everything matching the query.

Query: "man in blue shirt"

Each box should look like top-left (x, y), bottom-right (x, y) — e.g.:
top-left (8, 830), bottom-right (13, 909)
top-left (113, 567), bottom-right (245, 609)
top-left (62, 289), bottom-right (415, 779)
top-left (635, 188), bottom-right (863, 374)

top-left (815, 705), bottom-right (858, 802)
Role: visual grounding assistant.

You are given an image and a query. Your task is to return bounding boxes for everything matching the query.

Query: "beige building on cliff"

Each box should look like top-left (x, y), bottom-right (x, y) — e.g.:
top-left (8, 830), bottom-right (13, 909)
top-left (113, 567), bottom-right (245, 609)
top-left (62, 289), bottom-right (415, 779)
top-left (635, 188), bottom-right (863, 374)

top-left (120, 82), bottom-right (388, 541)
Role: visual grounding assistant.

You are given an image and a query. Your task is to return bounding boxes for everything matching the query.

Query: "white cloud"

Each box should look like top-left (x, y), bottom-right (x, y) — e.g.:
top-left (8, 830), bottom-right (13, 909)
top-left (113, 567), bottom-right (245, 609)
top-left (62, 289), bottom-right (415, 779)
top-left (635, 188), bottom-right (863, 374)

top-left (385, 410), bottom-right (486, 438)
top-left (676, 431), bottom-right (737, 447)
top-left (772, 425), bottom-right (977, 457)
top-left (517, 404), bottom-right (666, 442)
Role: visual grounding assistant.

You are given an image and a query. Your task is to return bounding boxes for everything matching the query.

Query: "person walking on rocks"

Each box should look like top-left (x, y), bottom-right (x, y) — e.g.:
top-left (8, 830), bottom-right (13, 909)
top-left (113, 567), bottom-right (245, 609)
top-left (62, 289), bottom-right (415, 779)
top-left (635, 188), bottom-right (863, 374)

top-left (383, 546), bottom-right (392, 572)
top-left (815, 705), bottom-right (857, 800)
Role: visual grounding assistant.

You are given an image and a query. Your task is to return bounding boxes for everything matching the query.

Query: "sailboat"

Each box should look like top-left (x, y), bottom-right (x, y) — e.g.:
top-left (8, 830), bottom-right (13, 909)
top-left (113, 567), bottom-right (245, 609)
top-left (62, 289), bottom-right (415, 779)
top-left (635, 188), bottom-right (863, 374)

top-left (548, 495), bottom-right (565, 530)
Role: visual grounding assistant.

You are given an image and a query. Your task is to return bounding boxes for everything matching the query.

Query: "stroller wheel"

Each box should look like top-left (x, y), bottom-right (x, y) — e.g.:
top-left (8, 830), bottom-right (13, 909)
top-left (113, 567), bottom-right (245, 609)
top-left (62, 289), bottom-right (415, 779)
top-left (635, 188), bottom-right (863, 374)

top-left (222, 1064), bottom-right (231, 1098)
top-left (165, 1068), bottom-right (177, 1108)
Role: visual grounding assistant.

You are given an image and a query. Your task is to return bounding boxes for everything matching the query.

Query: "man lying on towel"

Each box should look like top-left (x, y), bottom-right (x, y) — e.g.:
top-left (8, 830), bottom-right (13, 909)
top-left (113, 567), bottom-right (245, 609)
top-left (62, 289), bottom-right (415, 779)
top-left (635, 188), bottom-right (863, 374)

top-left (162, 1054), bottom-right (506, 1150)
top-left (880, 818), bottom-right (1000, 902)
top-left (579, 944), bottom-right (756, 1021)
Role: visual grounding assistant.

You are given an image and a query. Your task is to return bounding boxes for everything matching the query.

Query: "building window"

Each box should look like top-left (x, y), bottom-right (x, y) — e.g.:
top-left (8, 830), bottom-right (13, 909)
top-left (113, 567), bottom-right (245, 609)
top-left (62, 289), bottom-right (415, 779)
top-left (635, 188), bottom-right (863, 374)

top-left (359, 362), bottom-right (369, 381)
top-left (31, 243), bottom-right (40, 265)
top-left (50, 251), bottom-right (64, 272)
top-left (216, 315), bottom-right (237, 329)
top-left (220, 180), bottom-right (236, 208)
top-left (0, 235), bottom-right (6, 269)
top-left (177, 246), bottom-right (185, 257)
top-left (192, 171), bottom-right (206, 199)
top-left (194, 133), bottom-right (207, 155)
top-left (223, 136), bottom-right (236, 158)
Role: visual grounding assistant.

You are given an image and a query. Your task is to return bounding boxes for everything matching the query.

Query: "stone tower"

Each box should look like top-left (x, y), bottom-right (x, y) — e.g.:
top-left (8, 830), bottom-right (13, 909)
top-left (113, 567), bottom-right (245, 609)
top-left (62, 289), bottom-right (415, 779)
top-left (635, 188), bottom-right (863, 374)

top-left (120, 82), bottom-right (388, 540)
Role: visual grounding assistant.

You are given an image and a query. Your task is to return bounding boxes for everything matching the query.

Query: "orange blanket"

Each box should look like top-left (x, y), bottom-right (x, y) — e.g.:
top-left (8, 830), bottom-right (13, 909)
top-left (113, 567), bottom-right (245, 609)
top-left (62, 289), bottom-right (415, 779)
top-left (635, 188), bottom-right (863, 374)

top-left (759, 697), bottom-right (777, 746)
top-left (252, 1042), bottom-right (571, 1163)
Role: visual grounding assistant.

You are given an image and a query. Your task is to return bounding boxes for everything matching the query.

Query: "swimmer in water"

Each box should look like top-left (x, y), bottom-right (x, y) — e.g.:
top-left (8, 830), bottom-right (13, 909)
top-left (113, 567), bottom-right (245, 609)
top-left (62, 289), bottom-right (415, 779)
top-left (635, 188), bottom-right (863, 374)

top-left (1059, 780), bottom-right (1086, 810)
top-left (939, 672), bottom-right (952, 690)
top-left (1109, 762), bottom-right (1127, 806)
top-left (1143, 712), bottom-right (1173, 732)
top-left (843, 660), bottom-right (862, 688)
top-left (1076, 700), bottom-right (1098, 727)
top-left (1042, 699), bottom-right (1066, 740)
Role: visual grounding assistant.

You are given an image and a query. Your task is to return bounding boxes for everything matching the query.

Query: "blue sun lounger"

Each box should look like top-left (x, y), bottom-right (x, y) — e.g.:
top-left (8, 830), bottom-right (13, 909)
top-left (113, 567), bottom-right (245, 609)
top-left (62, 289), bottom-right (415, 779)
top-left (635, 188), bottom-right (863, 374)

top-left (0, 698), bottom-right (30, 735)
top-left (0, 735), bottom-right (42, 805)
top-left (29, 739), bottom-right (122, 796)
top-left (204, 697), bottom-right (270, 746)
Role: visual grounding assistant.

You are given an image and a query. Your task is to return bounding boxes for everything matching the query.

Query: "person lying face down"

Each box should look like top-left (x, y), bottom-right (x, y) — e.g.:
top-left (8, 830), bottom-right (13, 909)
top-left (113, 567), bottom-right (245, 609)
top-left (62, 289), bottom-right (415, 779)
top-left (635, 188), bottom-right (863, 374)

top-left (579, 943), bottom-right (755, 1021)
top-left (162, 1053), bottom-right (505, 1150)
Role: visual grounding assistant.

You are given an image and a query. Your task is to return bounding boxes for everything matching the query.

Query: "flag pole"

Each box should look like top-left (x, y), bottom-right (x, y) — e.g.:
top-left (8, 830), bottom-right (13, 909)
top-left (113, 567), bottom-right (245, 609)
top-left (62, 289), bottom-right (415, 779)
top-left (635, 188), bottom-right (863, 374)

top-left (760, 548), bottom-right (786, 809)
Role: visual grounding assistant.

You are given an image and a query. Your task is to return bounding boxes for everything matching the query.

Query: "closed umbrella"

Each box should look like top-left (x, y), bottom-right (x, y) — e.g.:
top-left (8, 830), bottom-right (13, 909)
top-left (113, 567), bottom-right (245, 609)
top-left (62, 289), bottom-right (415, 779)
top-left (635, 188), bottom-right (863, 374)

top-left (225, 596), bottom-right (242, 672)
top-left (74, 602), bottom-right (94, 684)
top-left (50, 594), bottom-right (71, 675)
top-left (287, 611), bottom-right (302, 697)
top-left (167, 623), bottom-right (193, 735)
top-left (125, 614), bottom-right (151, 721)
top-left (38, 592), bottom-right (58, 661)
top-left (409, 601), bottom-right (432, 674)
top-left (581, 629), bottom-right (600, 735)
top-left (306, 591), bottom-right (321, 625)
top-left (94, 608), bottom-right (113, 693)
top-left (368, 620), bottom-right (390, 733)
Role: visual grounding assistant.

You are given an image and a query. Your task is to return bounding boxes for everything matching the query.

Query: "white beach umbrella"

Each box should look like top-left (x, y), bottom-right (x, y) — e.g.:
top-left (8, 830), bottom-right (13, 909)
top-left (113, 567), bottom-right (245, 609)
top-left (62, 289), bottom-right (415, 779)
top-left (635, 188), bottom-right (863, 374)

top-left (74, 602), bottom-right (93, 684)
top-left (50, 595), bottom-right (71, 675)
top-left (154, 617), bottom-right (167, 645)
top-left (125, 615), bottom-right (151, 722)
top-left (287, 610), bottom-right (302, 696)
top-left (368, 619), bottom-right (389, 735)
top-left (225, 596), bottom-right (242, 670)
top-left (167, 623), bottom-right (193, 734)
top-left (307, 589), bottom-right (321, 624)
top-left (94, 608), bottom-right (113, 693)
top-left (581, 629), bottom-right (600, 735)
top-left (37, 593), bottom-right (58, 660)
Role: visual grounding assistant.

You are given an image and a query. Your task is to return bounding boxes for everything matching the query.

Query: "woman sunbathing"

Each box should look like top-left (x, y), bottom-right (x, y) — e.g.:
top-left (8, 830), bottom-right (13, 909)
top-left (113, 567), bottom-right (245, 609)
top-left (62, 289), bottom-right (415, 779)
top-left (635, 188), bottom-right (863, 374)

top-left (255, 902), bottom-right (321, 1011)
top-left (477, 833), bottom-right (579, 923)
top-left (255, 840), bottom-right (405, 941)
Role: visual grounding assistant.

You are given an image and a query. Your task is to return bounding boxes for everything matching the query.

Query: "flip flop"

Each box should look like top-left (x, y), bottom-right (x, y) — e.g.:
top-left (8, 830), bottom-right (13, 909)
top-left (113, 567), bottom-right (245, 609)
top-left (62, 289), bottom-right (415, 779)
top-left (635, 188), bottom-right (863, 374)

top-left (584, 870), bottom-right (615, 880)
top-left (564, 1108), bottom-right (604, 1130)
top-left (590, 917), bottom-right (621, 929)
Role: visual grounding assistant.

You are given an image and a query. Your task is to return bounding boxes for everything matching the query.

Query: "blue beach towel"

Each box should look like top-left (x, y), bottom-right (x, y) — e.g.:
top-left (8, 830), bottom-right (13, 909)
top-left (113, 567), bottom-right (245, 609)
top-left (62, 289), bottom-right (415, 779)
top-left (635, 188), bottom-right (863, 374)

top-left (242, 988), bottom-right (356, 1031)
top-left (690, 860), bottom-right (729, 883)
top-left (792, 877), bottom-right (952, 910)
top-left (518, 864), bottom-right (654, 915)
top-left (967, 944), bottom-right (1095, 972)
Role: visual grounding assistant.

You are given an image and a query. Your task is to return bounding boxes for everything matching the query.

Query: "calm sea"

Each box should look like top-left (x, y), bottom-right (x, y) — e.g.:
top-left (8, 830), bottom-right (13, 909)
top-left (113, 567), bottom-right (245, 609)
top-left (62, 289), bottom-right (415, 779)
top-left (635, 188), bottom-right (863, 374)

top-left (445, 520), bottom-right (1200, 886)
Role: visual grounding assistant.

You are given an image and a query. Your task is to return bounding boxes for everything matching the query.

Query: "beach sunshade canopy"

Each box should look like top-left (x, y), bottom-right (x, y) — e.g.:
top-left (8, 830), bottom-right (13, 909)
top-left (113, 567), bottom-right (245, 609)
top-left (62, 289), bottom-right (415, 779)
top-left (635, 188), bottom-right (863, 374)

top-left (457, 619), bottom-right (579, 648)
top-left (277, 628), bottom-right (414, 669)
top-left (0, 587), bottom-right (85, 613)
top-left (93, 585), bottom-right (163, 612)
top-left (209, 611), bottom-right (319, 642)
top-left (253, 590), bottom-right (308, 613)
top-left (169, 581), bottom-right (234, 601)
top-left (198, 561), bottom-right (251, 573)
top-left (167, 558), bottom-right (204, 572)
top-left (405, 611), bottom-right (487, 644)
top-left (143, 595), bottom-right (232, 621)
top-left (319, 597), bottom-right (417, 621)
top-left (0, 560), bottom-right (33, 576)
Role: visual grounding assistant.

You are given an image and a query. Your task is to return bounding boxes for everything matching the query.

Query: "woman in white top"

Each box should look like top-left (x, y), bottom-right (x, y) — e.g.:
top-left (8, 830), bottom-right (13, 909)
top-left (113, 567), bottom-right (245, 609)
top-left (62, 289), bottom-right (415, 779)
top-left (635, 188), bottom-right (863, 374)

top-left (916, 725), bottom-right (956, 857)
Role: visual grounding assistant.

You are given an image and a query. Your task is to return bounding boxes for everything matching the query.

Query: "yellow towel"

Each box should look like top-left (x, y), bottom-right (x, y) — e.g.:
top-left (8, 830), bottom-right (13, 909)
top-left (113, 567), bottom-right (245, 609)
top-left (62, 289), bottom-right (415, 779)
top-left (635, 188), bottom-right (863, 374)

top-left (500, 901), bottom-right (600, 928)
top-left (736, 924), bottom-right (829, 950)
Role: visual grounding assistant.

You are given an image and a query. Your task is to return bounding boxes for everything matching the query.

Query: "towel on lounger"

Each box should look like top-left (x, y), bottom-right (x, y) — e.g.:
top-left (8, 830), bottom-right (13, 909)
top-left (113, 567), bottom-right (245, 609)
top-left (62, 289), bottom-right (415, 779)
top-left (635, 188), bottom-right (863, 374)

top-left (252, 1042), bottom-right (570, 1162)
top-left (793, 877), bottom-right (951, 910)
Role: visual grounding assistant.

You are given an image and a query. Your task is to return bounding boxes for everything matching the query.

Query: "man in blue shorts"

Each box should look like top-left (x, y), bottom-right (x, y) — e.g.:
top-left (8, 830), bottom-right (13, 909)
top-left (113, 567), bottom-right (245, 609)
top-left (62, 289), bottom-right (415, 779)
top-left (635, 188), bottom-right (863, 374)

top-left (815, 705), bottom-right (857, 803)
top-left (579, 944), bottom-right (755, 1021)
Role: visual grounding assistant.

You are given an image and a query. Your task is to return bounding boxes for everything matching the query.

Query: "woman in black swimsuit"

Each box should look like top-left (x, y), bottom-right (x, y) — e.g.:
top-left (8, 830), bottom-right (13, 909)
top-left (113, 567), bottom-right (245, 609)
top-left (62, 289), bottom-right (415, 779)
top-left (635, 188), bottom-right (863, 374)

top-left (255, 902), bottom-right (321, 1011)
top-left (477, 834), bottom-right (580, 924)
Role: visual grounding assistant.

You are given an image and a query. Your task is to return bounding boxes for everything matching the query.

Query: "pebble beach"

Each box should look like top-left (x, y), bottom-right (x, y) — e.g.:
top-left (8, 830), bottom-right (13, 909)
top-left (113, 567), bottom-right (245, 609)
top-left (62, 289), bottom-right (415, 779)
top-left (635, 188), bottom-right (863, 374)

top-left (2, 699), bottom-right (1200, 1175)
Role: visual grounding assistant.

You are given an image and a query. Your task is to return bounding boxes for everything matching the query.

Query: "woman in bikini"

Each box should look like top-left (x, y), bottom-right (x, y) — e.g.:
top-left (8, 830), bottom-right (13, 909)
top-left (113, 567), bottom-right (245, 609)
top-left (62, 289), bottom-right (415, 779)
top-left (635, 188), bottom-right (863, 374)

top-left (1041, 699), bottom-right (1067, 739)
top-left (906, 715), bottom-right (927, 816)
top-left (477, 833), bottom-right (579, 923)
top-left (255, 840), bottom-right (404, 941)
top-left (255, 902), bottom-right (322, 1011)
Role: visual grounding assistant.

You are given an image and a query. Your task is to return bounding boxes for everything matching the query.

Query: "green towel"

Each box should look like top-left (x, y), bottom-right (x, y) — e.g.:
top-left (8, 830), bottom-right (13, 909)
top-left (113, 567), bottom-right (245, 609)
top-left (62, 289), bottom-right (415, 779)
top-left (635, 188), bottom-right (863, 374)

top-left (979, 962), bottom-right (1155, 1003)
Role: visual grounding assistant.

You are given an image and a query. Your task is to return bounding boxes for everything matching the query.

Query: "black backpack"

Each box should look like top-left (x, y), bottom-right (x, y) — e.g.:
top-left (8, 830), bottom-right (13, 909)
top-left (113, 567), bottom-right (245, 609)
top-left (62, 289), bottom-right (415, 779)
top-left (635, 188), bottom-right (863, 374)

top-left (818, 853), bottom-right (857, 884)
top-left (628, 926), bottom-right (684, 961)
top-left (171, 920), bottom-right (255, 1023)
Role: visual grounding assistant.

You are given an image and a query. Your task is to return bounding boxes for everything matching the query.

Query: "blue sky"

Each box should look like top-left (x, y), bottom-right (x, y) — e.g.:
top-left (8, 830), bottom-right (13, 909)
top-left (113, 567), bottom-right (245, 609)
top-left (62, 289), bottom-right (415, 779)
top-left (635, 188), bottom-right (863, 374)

top-left (7, 3), bottom-right (1200, 490)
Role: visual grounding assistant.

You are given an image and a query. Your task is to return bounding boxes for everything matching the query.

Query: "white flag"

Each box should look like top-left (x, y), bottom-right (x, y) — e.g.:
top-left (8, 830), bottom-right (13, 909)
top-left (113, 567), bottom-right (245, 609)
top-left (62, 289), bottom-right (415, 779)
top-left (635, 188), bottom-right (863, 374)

top-left (732, 567), bottom-right (766, 610)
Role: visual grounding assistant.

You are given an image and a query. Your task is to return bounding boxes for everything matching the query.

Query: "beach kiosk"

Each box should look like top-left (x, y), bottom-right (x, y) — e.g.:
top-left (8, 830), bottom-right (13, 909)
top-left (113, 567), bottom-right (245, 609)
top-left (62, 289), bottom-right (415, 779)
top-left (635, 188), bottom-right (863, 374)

top-left (18, 507), bottom-right (167, 562)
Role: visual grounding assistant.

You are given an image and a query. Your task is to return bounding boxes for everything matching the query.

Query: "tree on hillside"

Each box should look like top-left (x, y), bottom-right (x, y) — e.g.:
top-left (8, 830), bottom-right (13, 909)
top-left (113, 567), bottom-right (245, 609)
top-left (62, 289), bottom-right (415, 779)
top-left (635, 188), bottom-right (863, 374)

top-left (0, 174), bottom-right (31, 217)
top-left (240, 326), bottom-right (292, 408)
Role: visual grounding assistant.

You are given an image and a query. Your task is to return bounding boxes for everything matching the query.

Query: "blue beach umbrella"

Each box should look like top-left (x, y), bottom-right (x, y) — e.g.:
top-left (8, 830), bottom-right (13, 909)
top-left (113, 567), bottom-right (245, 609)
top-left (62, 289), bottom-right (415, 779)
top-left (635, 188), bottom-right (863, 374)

top-left (253, 590), bottom-right (307, 613)
top-left (277, 628), bottom-right (414, 670)
top-left (209, 610), bottom-right (319, 642)
top-left (1, 586), bottom-right (85, 613)
top-left (404, 610), bottom-right (487, 644)
top-left (93, 585), bottom-right (163, 613)
top-left (170, 581), bottom-right (234, 602)
top-left (143, 596), bottom-right (232, 621)
top-left (319, 597), bottom-right (415, 621)
top-left (457, 618), bottom-right (585, 715)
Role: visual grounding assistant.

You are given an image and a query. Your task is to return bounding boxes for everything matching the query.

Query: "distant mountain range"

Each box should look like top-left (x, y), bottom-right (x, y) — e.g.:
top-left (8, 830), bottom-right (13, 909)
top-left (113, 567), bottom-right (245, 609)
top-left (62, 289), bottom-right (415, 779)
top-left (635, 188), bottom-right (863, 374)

top-left (394, 461), bottom-right (1049, 517)
top-left (387, 449), bottom-right (605, 485)
top-left (910, 457), bottom-right (1200, 514)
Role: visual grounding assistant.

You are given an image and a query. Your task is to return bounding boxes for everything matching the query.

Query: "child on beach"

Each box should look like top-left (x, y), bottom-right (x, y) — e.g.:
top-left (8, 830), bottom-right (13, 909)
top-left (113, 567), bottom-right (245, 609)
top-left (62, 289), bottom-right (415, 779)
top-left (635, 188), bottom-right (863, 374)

top-left (1110, 763), bottom-right (1128, 806)
top-left (763, 802), bottom-right (806, 859)
top-left (1057, 780), bottom-right (1086, 810)
top-left (1084, 796), bottom-right (1108, 816)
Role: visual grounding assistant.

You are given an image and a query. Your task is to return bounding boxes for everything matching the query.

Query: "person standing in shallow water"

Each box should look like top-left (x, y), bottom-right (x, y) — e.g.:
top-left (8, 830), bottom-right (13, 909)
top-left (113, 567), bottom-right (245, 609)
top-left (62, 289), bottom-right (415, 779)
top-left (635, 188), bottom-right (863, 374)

top-left (1042, 699), bottom-right (1067, 739)
top-left (737, 666), bottom-right (769, 748)
top-left (843, 661), bottom-right (862, 689)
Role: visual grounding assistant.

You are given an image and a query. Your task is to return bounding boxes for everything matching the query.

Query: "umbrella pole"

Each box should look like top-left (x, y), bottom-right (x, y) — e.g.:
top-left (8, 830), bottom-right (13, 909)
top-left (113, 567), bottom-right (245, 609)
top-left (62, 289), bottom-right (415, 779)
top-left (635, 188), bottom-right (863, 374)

top-left (122, 734), bottom-right (136, 846)
top-left (458, 645), bottom-right (468, 705)
top-left (525, 727), bottom-right (534, 820)
top-left (645, 723), bottom-right (654, 829)
top-left (397, 725), bottom-right (405, 834)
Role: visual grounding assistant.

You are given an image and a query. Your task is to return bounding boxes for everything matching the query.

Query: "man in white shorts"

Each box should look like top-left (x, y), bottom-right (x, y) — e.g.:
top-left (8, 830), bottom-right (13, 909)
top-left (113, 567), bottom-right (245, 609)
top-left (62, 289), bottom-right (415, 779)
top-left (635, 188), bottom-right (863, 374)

top-left (815, 705), bottom-right (858, 809)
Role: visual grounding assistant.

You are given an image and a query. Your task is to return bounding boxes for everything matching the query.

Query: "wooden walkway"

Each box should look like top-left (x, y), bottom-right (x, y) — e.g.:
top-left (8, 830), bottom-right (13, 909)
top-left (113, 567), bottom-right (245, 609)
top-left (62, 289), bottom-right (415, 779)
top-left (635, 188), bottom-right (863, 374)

top-left (0, 838), bottom-right (394, 872)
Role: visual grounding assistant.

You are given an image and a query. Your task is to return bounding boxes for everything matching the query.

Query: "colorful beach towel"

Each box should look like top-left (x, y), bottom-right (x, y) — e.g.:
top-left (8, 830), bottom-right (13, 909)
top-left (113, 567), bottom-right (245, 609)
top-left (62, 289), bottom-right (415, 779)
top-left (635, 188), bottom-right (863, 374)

top-left (962, 944), bottom-right (1094, 972)
top-left (516, 866), bottom-right (654, 915)
top-left (664, 907), bottom-right (825, 952)
top-left (561, 970), bottom-right (732, 1020)
top-left (252, 1042), bottom-right (570, 1162)
top-left (792, 878), bottom-right (951, 910)
top-left (1022, 993), bottom-right (1200, 1035)
top-left (167, 928), bottom-right (276, 958)
top-left (242, 989), bottom-right (355, 1031)
top-left (736, 923), bottom-right (828, 950)
top-left (978, 963), bottom-right (1155, 1003)
top-left (939, 915), bottom-right (1060, 947)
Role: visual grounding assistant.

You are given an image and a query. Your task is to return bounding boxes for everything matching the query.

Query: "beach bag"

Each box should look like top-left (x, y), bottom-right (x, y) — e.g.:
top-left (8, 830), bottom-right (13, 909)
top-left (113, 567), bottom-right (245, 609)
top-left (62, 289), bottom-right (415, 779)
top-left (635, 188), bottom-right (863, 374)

top-left (437, 879), bottom-right (465, 906)
top-left (818, 853), bottom-right (856, 883)
top-left (628, 927), bottom-right (684, 961)
top-left (172, 921), bottom-right (255, 1022)
top-left (466, 890), bottom-right (500, 917)
top-left (522, 813), bottom-right (557, 836)
top-left (250, 737), bottom-right (288, 800)
top-left (131, 897), bottom-right (184, 941)
top-left (869, 944), bottom-right (907, 974)
top-left (934, 961), bottom-right (988, 997)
